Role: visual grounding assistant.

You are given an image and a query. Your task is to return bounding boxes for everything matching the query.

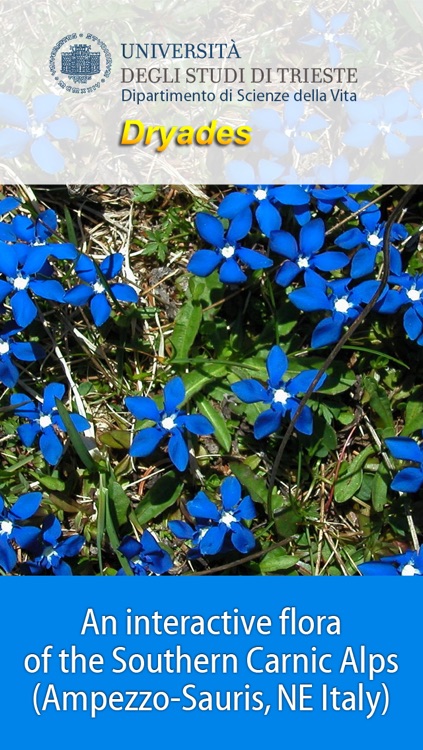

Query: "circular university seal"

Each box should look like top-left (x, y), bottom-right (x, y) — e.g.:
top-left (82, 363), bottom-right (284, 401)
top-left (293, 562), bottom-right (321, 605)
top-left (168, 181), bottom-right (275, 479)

top-left (50, 33), bottom-right (112, 94)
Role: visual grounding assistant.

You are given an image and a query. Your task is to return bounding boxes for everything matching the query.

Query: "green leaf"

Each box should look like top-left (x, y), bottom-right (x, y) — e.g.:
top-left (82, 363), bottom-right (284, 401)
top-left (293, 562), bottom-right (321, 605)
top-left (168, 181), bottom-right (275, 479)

top-left (36, 475), bottom-right (66, 491)
top-left (55, 399), bottom-right (98, 472)
top-left (197, 396), bottom-right (231, 452)
top-left (259, 549), bottom-right (299, 573)
top-left (99, 430), bottom-right (131, 450)
top-left (334, 446), bottom-right (375, 503)
top-left (108, 480), bottom-right (131, 527)
top-left (229, 462), bottom-right (268, 505)
top-left (63, 205), bottom-right (77, 246)
top-left (362, 376), bottom-right (395, 432)
top-left (403, 391), bottom-right (423, 436)
top-left (135, 471), bottom-right (183, 525)
top-left (170, 300), bottom-right (202, 359)
top-left (372, 464), bottom-right (390, 512)
top-left (133, 185), bottom-right (158, 203)
top-left (183, 364), bottom-right (226, 400)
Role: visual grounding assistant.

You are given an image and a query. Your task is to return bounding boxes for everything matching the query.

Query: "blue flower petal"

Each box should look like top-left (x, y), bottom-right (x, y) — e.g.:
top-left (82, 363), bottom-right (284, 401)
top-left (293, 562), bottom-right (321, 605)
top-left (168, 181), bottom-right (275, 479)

top-left (199, 524), bottom-right (227, 555)
top-left (68, 413), bottom-right (90, 432)
top-left (30, 136), bottom-right (65, 174)
top-left (29, 279), bottom-right (65, 302)
top-left (311, 316), bottom-right (344, 348)
top-left (391, 467), bottom-right (423, 493)
top-left (230, 523), bottom-right (256, 553)
top-left (271, 185), bottom-right (310, 206)
top-left (12, 525), bottom-right (40, 549)
top-left (236, 496), bottom-right (256, 520)
top-left (187, 491), bottom-right (220, 522)
top-left (0, 357), bottom-right (18, 387)
top-left (168, 429), bottom-right (189, 471)
top-left (17, 422), bottom-right (41, 447)
top-left (119, 536), bottom-right (141, 558)
top-left (403, 307), bottom-right (423, 340)
top-left (266, 345), bottom-right (288, 387)
top-left (168, 520), bottom-right (195, 540)
top-left (385, 437), bottom-right (423, 463)
top-left (270, 230), bottom-right (298, 260)
top-left (195, 213), bottom-right (225, 247)
top-left (90, 293), bottom-right (111, 326)
top-left (100, 253), bottom-right (124, 279)
top-left (0, 94), bottom-right (29, 127)
top-left (0, 128), bottom-right (30, 158)
top-left (47, 117), bottom-right (79, 140)
top-left (254, 408), bottom-right (283, 439)
top-left (226, 209), bottom-right (252, 243)
top-left (109, 283), bottom-right (138, 303)
top-left (11, 290), bottom-right (37, 327)
top-left (65, 285), bottom-right (94, 305)
top-left (221, 476), bottom-right (241, 510)
top-left (275, 260), bottom-right (301, 287)
top-left (32, 94), bottom-right (60, 122)
top-left (39, 426), bottom-right (63, 465)
top-left (0, 245), bottom-right (18, 276)
top-left (359, 562), bottom-right (399, 576)
top-left (231, 378), bottom-right (269, 403)
top-left (130, 426), bottom-right (164, 457)
top-left (43, 382), bottom-right (65, 413)
top-left (9, 491), bottom-right (42, 521)
top-left (219, 258), bottom-right (247, 284)
top-left (236, 247), bottom-right (273, 270)
top-left (181, 414), bottom-right (214, 435)
top-left (288, 370), bottom-right (326, 395)
top-left (299, 218), bottom-right (325, 255)
top-left (0, 535), bottom-right (16, 573)
top-left (313, 251), bottom-right (349, 272)
top-left (164, 377), bottom-right (185, 414)
top-left (255, 200), bottom-right (281, 236)
top-left (289, 287), bottom-right (331, 312)
top-left (187, 250), bottom-right (221, 277)
top-left (56, 535), bottom-right (85, 557)
top-left (75, 254), bottom-right (97, 283)
top-left (125, 396), bottom-right (161, 422)
top-left (218, 191), bottom-right (254, 218)
top-left (42, 515), bottom-right (62, 545)
top-left (290, 403), bottom-right (313, 435)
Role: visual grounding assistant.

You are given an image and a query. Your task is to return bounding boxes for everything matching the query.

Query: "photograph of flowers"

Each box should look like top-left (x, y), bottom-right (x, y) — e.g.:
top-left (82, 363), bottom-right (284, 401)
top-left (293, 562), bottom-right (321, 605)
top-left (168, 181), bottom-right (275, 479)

top-left (0, 182), bottom-right (422, 577)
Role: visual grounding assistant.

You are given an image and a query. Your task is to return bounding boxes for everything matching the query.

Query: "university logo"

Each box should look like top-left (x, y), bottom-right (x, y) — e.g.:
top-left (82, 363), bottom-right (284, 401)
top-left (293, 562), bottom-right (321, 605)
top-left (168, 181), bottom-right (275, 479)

top-left (50, 33), bottom-right (112, 94)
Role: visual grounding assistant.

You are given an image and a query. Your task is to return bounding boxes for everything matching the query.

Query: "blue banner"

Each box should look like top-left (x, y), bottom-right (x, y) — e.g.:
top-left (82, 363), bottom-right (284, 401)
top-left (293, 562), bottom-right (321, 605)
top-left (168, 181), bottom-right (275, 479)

top-left (1, 578), bottom-right (420, 748)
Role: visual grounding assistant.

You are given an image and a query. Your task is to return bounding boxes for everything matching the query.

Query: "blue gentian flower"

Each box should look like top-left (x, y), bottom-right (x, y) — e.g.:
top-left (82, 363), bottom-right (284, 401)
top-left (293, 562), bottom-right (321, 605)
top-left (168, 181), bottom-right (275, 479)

top-left (359, 546), bottom-right (423, 576)
top-left (218, 184), bottom-right (310, 237)
top-left (0, 196), bottom-right (21, 216)
top-left (0, 322), bottom-right (45, 388)
top-left (23, 516), bottom-right (85, 576)
top-left (0, 491), bottom-right (42, 573)
top-left (289, 270), bottom-right (378, 348)
top-left (231, 345), bottom-right (326, 438)
top-left (126, 376), bottom-right (214, 471)
top-left (343, 91), bottom-right (423, 157)
top-left (385, 434), bottom-right (423, 493)
top-left (375, 273), bottom-right (423, 344)
top-left (11, 382), bottom-right (91, 465)
top-left (258, 101), bottom-right (328, 157)
top-left (169, 476), bottom-right (256, 555)
top-left (188, 212), bottom-right (272, 283)
top-left (65, 253), bottom-right (138, 327)
top-left (270, 218), bottom-right (349, 287)
top-left (118, 530), bottom-right (172, 576)
top-left (0, 242), bottom-right (67, 327)
top-left (334, 203), bottom-right (408, 278)
top-left (0, 93), bottom-right (79, 174)
top-left (300, 8), bottom-right (359, 65)
top-left (0, 208), bottom-right (77, 265)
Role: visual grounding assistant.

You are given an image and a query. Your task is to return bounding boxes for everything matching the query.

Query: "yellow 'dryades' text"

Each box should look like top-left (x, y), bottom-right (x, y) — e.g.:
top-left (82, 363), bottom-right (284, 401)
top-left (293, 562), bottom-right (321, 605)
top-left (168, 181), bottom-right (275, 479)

top-left (120, 119), bottom-right (252, 152)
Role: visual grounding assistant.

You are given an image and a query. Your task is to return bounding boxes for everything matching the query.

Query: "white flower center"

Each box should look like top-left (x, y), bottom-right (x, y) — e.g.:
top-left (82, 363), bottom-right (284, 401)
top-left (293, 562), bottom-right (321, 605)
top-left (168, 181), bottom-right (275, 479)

top-left (221, 244), bottom-right (235, 259)
top-left (367, 233), bottom-right (382, 247)
top-left (92, 281), bottom-right (105, 295)
top-left (0, 519), bottom-right (13, 536)
top-left (273, 388), bottom-right (290, 405)
top-left (161, 415), bottom-right (177, 431)
top-left (254, 188), bottom-right (268, 201)
top-left (334, 297), bottom-right (352, 314)
top-left (297, 256), bottom-right (309, 269)
top-left (28, 119), bottom-right (47, 139)
top-left (323, 32), bottom-right (335, 42)
top-left (378, 122), bottom-right (391, 135)
top-left (0, 339), bottom-right (10, 356)
top-left (39, 414), bottom-right (52, 429)
top-left (10, 274), bottom-right (30, 291)
top-left (407, 287), bottom-right (422, 302)
top-left (220, 511), bottom-right (236, 528)
top-left (198, 528), bottom-right (209, 541)
top-left (130, 555), bottom-right (143, 569)
top-left (44, 546), bottom-right (59, 563)
top-left (401, 562), bottom-right (421, 576)
top-left (284, 127), bottom-right (296, 138)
